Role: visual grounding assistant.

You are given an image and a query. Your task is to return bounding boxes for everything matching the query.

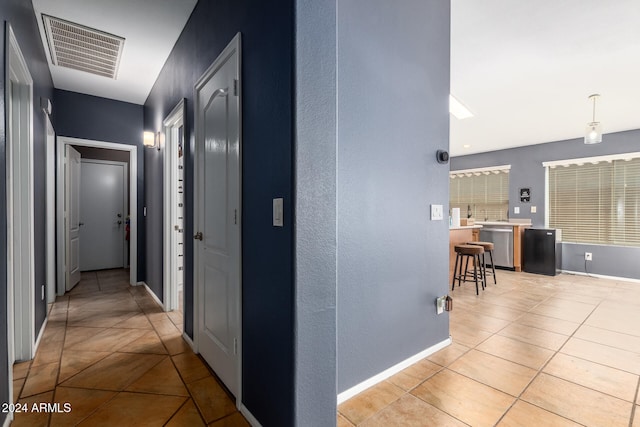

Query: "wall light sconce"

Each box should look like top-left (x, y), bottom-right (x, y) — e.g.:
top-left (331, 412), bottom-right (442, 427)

top-left (143, 131), bottom-right (162, 151)
top-left (143, 131), bottom-right (155, 148)
top-left (584, 94), bottom-right (602, 144)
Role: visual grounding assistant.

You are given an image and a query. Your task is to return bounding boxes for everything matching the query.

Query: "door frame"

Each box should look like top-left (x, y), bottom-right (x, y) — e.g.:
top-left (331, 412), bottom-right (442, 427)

top-left (6, 22), bottom-right (36, 379)
top-left (193, 32), bottom-right (243, 404)
top-left (45, 113), bottom-right (56, 303)
top-left (163, 99), bottom-right (186, 312)
top-left (55, 136), bottom-right (138, 293)
top-left (80, 158), bottom-right (129, 270)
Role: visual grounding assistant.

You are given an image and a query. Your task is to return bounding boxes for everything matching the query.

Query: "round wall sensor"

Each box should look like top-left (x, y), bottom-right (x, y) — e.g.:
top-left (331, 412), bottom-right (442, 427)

top-left (436, 150), bottom-right (449, 164)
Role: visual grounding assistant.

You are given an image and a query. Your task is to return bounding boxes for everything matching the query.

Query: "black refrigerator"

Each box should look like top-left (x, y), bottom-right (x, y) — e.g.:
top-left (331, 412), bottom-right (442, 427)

top-left (523, 228), bottom-right (562, 276)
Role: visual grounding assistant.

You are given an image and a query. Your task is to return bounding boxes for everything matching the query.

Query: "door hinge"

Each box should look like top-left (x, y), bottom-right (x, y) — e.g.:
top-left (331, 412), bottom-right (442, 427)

top-left (233, 338), bottom-right (238, 355)
top-left (233, 79), bottom-right (238, 96)
top-left (234, 209), bottom-right (237, 225)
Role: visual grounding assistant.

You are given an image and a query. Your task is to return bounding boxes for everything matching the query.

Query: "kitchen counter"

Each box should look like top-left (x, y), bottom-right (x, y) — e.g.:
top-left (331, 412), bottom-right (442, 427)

top-left (449, 225), bottom-right (483, 230)
top-left (475, 221), bottom-right (532, 226)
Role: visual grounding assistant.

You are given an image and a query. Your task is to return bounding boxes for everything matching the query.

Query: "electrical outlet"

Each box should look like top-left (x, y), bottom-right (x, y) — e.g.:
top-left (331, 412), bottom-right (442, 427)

top-left (585, 252), bottom-right (593, 261)
top-left (436, 296), bottom-right (446, 314)
top-left (431, 204), bottom-right (444, 221)
top-left (531, 206), bottom-right (537, 213)
top-left (514, 206), bottom-right (520, 214)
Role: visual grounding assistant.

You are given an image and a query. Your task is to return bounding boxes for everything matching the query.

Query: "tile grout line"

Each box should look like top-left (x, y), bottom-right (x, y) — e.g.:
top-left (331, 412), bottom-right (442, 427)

top-left (52, 274), bottom-right (128, 426)
top-left (630, 377), bottom-right (639, 427)
top-left (48, 295), bottom-right (70, 427)
top-left (493, 290), bottom-right (611, 426)
top-left (340, 273), bottom-right (638, 425)
top-left (453, 276), bottom-right (622, 426)
top-left (136, 285), bottom-right (210, 426)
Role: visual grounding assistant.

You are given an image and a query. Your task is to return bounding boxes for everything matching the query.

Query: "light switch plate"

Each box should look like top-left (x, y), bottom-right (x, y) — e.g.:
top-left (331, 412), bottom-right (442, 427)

top-left (531, 206), bottom-right (537, 213)
top-left (431, 204), bottom-right (444, 221)
top-left (436, 296), bottom-right (446, 314)
top-left (514, 206), bottom-right (520, 214)
top-left (273, 198), bottom-right (284, 227)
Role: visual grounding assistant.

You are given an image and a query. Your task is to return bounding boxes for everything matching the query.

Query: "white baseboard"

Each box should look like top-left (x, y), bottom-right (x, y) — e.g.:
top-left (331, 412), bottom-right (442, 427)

top-left (560, 270), bottom-right (640, 283)
top-left (33, 316), bottom-right (48, 355)
top-left (337, 337), bottom-right (452, 404)
top-left (3, 413), bottom-right (13, 427)
top-left (141, 282), bottom-right (166, 310)
top-left (182, 331), bottom-right (195, 351)
top-left (239, 403), bottom-right (262, 427)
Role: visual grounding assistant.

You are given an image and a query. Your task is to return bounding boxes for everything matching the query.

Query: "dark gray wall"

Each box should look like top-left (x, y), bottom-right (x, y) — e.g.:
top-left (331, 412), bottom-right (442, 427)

top-left (143, 1), bottom-right (295, 425)
top-left (337, 0), bottom-right (451, 392)
top-left (52, 89), bottom-right (145, 282)
top-left (451, 128), bottom-right (640, 280)
top-left (1, 1), bottom-right (55, 423)
top-left (294, 0), bottom-right (337, 424)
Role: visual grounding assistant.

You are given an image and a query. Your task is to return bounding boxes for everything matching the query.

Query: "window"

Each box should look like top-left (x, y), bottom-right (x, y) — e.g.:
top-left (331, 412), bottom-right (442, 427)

top-left (546, 154), bottom-right (640, 246)
top-left (450, 166), bottom-right (510, 221)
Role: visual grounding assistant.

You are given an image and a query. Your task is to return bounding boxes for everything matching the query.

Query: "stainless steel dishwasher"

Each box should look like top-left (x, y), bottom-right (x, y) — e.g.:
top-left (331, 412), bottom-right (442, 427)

top-left (479, 226), bottom-right (514, 268)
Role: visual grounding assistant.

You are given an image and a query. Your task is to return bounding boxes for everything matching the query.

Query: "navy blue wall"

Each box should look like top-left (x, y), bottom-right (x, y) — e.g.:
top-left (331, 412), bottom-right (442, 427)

top-left (143, 0), bottom-right (294, 425)
top-left (52, 89), bottom-right (145, 282)
top-left (1, 0), bottom-right (54, 423)
top-left (451, 128), bottom-right (640, 280)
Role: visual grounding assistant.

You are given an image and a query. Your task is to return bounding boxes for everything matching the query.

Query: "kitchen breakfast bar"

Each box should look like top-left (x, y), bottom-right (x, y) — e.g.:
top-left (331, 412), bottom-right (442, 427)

top-left (449, 221), bottom-right (530, 284)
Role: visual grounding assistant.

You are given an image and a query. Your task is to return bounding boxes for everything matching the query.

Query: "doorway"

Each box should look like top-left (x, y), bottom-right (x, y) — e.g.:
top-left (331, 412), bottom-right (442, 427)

top-left (55, 137), bottom-right (138, 295)
top-left (163, 99), bottom-right (186, 322)
top-left (194, 33), bottom-right (242, 400)
top-left (79, 159), bottom-right (128, 271)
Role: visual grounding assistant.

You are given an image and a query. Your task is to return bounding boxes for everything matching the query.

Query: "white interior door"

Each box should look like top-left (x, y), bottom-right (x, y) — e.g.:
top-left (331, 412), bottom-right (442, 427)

top-left (79, 160), bottom-right (126, 271)
top-left (195, 34), bottom-right (241, 398)
top-left (65, 146), bottom-right (81, 290)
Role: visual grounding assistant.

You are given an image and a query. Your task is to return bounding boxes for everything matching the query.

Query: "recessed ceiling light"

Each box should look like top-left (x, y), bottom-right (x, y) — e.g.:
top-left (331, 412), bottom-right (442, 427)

top-left (449, 95), bottom-right (474, 120)
top-left (463, 144), bottom-right (471, 149)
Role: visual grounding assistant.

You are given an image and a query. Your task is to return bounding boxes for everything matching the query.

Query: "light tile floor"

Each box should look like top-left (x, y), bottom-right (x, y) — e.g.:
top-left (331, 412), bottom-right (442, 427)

top-left (12, 269), bottom-right (249, 427)
top-left (338, 271), bottom-right (640, 426)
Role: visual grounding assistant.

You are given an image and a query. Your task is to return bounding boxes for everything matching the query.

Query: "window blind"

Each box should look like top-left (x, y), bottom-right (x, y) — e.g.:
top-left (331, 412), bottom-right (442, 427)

top-left (450, 170), bottom-right (509, 221)
top-left (548, 158), bottom-right (640, 246)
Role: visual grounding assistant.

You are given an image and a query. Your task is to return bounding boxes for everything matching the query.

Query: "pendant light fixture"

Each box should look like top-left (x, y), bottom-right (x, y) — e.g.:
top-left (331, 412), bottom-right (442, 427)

top-left (584, 94), bottom-right (602, 144)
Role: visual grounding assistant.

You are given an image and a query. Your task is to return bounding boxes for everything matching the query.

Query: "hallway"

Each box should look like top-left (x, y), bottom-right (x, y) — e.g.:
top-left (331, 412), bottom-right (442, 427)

top-left (12, 269), bottom-right (248, 426)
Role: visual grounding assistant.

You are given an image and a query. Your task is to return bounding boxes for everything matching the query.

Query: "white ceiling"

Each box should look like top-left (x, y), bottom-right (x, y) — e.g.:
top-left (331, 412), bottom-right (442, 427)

top-left (31, 0), bottom-right (197, 105)
top-left (451, 0), bottom-right (640, 156)
top-left (30, 1), bottom-right (640, 148)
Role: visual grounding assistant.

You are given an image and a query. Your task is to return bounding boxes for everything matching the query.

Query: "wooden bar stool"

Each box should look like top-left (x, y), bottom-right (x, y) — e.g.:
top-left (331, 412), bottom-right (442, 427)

top-left (467, 241), bottom-right (497, 285)
top-left (451, 244), bottom-right (485, 295)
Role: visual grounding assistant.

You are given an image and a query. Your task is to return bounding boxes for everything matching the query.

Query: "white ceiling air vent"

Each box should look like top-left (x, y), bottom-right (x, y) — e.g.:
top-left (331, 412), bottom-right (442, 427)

top-left (42, 14), bottom-right (125, 79)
